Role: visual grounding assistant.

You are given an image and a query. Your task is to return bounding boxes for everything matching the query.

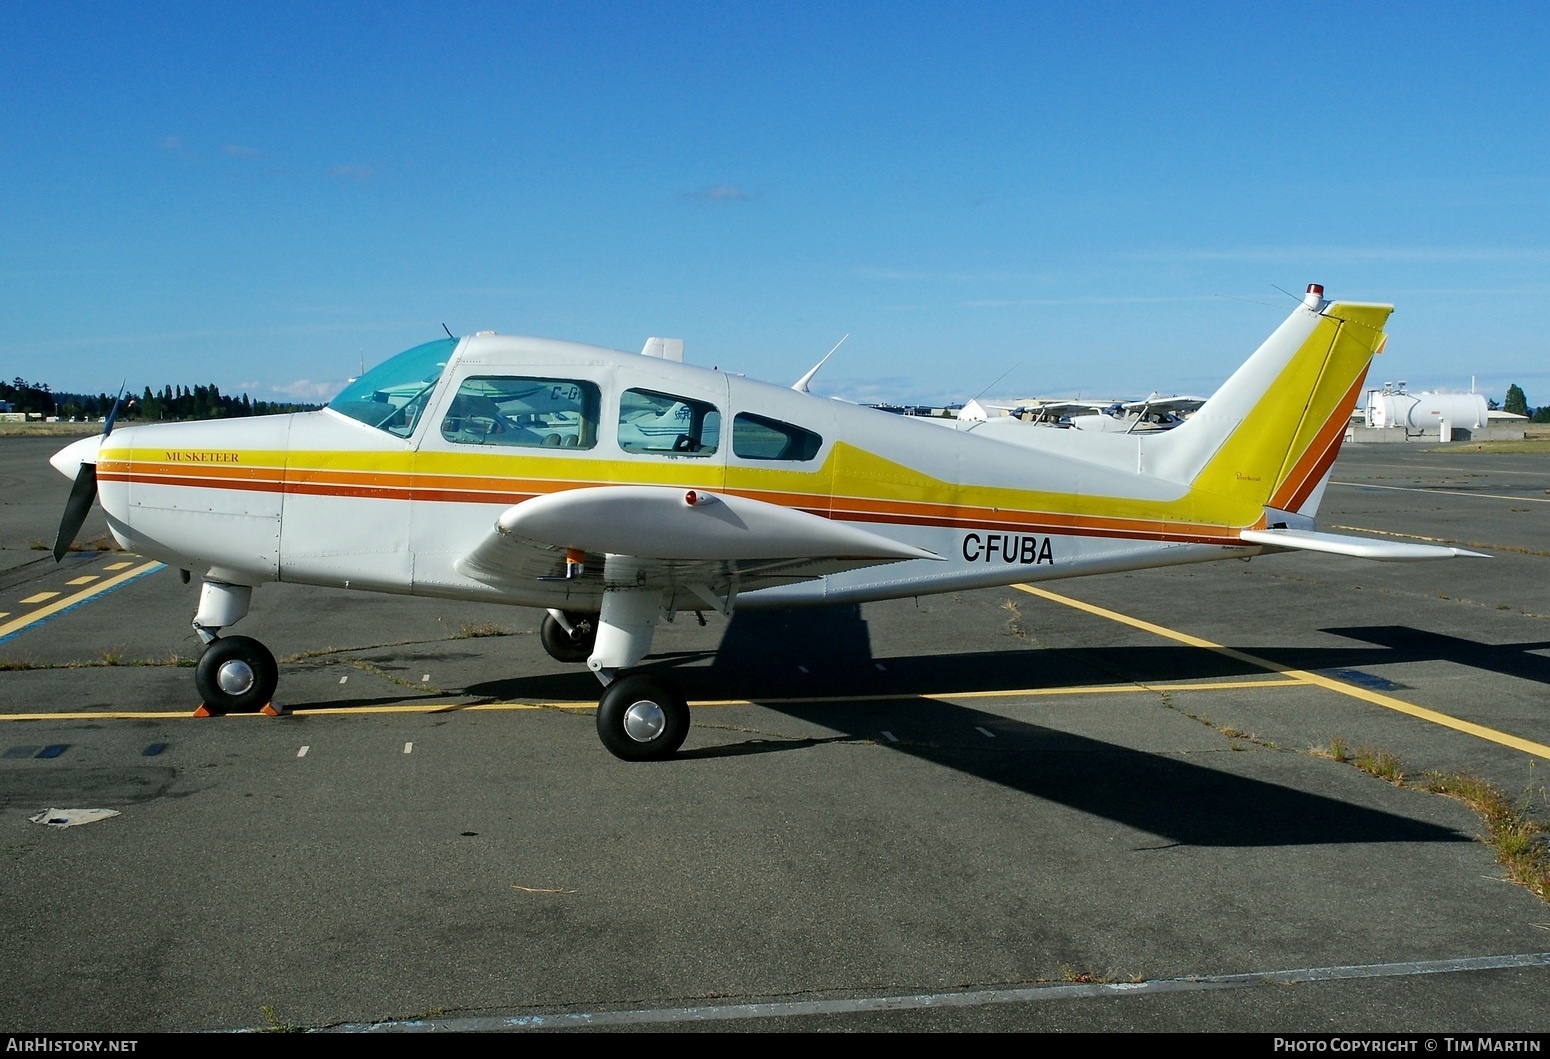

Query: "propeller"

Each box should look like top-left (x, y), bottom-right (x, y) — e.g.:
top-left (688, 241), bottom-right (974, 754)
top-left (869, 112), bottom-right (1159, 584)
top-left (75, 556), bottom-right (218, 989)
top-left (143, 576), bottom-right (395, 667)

top-left (51, 385), bottom-right (124, 562)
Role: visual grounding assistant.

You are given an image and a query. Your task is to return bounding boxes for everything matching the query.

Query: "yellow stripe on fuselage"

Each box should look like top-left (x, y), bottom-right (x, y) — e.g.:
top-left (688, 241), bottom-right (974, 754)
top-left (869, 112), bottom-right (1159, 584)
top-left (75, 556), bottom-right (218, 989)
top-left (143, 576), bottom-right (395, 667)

top-left (98, 442), bottom-right (1244, 548)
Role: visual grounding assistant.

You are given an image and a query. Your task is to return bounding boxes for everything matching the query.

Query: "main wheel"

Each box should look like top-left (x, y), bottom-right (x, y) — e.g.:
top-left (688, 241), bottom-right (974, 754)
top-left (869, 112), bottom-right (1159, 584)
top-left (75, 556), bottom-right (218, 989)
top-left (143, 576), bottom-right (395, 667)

top-left (195, 635), bottom-right (279, 714)
top-left (596, 675), bottom-right (689, 761)
top-left (540, 611), bottom-right (597, 664)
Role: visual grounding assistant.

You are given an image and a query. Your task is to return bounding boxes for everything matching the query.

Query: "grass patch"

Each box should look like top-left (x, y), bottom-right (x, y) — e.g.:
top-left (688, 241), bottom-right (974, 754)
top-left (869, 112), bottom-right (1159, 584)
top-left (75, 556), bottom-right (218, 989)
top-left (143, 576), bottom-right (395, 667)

top-left (1451, 437), bottom-right (1550, 454)
top-left (1058, 963), bottom-right (1106, 984)
top-left (259, 1005), bottom-right (300, 1033)
top-left (1001, 599), bottom-right (1028, 640)
top-left (1324, 742), bottom-right (1550, 904)
top-left (347, 658), bottom-right (449, 693)
top-left (0, 653), bottom-right (194, 671)
top-left (1423, 768), bottom-right (1550, 902)
top-left (453, 621), bottom-right (512, 639)
top-left (1353, 745), bottom-right (1404, 784)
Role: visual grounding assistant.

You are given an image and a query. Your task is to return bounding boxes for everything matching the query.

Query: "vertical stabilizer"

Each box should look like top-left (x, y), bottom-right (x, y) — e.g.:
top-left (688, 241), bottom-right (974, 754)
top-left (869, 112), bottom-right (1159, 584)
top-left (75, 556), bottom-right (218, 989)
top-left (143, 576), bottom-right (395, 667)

top-left (1148, 285), bottom-right (1391, 528)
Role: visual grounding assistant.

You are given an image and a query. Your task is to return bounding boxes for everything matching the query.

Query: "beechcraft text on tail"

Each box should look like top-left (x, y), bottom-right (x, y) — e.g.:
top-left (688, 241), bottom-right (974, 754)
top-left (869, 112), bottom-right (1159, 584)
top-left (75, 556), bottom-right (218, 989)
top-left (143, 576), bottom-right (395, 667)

top-left (49, 283), bottom-right (1486, 760)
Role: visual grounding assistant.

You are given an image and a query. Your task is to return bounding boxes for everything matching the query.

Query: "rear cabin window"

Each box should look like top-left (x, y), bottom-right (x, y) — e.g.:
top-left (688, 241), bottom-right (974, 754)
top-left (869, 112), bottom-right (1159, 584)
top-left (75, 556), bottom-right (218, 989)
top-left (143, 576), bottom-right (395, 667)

top-left (732, 412), bottom-right (822, 461)
top-left (440, 376), bottom-right (600, 448)
top-left (617, 388), bottom-right (721, 456)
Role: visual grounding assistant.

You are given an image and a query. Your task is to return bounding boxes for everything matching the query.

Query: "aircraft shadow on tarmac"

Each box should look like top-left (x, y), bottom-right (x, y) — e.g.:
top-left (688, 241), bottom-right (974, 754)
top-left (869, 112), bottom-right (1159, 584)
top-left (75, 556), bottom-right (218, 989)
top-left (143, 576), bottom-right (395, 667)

top-left (1322, 626), bottom-right (1550, 687)
top-left (454, 606), bottom-right (1473, 851)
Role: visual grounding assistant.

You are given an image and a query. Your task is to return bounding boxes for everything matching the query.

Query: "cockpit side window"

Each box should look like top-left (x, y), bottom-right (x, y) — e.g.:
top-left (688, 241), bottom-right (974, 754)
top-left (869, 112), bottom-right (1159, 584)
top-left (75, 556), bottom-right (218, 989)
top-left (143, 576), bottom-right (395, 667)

top-left (617, 388), bottom-right (721, 456)
top-left (732, 412), bottom-right (822, 461)
top-left (328, 338), bottom-right (457, 437)
top-left (441, 376), bottom-right (600, 448)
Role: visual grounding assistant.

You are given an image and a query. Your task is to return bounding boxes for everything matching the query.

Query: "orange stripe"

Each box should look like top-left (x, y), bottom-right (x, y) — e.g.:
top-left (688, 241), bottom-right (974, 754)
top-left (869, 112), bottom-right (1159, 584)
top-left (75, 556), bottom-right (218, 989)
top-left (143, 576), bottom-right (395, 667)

top-left (101, 464), bottom-right (1250, 550)
top-left (1267, 370), bottom-right (1368, 511)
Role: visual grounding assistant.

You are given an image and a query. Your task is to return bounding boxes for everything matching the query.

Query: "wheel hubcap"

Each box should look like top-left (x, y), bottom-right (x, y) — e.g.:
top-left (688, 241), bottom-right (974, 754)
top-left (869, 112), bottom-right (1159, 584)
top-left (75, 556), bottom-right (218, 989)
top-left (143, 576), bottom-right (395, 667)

top-left (216, 659), bottom-right (256, 696)
top-left (622, 699), bottom-right (666, 743)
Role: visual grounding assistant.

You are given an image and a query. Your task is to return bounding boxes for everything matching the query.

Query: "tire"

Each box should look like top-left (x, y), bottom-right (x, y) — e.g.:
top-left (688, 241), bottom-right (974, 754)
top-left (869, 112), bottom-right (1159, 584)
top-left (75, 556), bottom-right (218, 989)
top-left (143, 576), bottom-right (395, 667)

top-left (195, 635), bottom-right (279, 713)
top-left (540, 612), bottom-right (596, 664)
top-left (596, 675), bottom-right (689, 761)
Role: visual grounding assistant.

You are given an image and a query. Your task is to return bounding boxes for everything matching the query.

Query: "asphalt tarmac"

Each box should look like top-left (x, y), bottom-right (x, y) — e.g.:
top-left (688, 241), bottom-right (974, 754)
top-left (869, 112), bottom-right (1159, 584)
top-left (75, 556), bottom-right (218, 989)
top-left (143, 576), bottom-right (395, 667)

top-left (1, 433), bottom-right (1547, 1034)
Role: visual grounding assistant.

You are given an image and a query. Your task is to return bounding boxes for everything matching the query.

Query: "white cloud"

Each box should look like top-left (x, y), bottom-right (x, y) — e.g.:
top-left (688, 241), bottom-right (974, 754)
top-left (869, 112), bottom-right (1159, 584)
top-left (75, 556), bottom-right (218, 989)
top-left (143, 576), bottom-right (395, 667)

top-left (266, 379), bottom-right (345, 401)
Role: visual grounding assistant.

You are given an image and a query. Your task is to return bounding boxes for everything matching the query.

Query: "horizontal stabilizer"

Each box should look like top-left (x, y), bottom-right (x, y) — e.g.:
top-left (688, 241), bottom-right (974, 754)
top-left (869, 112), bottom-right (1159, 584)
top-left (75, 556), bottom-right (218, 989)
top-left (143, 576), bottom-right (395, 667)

top-left (1240, 528), bottom-right (1489, 562)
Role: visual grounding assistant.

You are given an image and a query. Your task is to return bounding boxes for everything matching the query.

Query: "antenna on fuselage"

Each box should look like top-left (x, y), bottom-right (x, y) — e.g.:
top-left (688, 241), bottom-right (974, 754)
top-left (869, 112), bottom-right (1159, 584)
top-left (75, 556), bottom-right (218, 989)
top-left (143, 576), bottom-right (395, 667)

top-left (793, 334), bottom-right (848, 393)
top-left (442, 323), bottom-right (454, 339)
top-left (968, 362), bottom-right (1022, 406)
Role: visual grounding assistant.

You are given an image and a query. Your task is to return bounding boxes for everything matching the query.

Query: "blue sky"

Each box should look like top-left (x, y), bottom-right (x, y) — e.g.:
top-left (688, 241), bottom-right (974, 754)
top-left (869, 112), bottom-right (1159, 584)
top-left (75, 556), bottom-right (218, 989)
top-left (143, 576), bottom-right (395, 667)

top-left (5, 1), bottom-right (1549, 408)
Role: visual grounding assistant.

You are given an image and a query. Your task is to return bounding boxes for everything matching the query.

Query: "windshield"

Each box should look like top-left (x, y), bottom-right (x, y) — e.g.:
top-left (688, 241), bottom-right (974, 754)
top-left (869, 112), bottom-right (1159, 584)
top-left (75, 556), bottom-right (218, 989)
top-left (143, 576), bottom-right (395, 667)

top-left (327, 338), bottom-right (458, 436)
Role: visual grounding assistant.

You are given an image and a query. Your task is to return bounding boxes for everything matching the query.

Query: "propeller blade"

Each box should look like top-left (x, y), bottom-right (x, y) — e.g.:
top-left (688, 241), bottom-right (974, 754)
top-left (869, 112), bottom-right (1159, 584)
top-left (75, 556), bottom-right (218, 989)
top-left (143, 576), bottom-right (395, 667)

top-left (102, 383), bottom-right (126, 437)
top-left (52, 462), bottom-right (98, 562)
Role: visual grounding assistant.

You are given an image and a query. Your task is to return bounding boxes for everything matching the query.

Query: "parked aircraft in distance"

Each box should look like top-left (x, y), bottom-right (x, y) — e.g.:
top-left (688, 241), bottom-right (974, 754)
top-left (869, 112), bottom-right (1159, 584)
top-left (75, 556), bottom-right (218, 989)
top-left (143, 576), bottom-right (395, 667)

top-left (50, 283), bottom-right (1486, 760)
top-left (1068, 392), bottom-right (1209, 433)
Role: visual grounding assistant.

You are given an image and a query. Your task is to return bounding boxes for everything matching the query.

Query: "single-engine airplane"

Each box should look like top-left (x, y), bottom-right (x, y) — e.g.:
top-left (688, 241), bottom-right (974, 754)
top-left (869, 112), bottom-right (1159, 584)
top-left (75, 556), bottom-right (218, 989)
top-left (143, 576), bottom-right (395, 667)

top-left (49, 283), bottom-right (1485, 760)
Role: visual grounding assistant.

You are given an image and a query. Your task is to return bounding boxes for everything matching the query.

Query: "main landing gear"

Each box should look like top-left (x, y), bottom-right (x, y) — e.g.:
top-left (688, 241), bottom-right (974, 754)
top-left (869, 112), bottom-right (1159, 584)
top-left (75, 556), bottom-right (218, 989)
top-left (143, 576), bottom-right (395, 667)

top-left (566, 574), bottom-right (702, 763)
top-left (595, 674), bottom-right (689, 761)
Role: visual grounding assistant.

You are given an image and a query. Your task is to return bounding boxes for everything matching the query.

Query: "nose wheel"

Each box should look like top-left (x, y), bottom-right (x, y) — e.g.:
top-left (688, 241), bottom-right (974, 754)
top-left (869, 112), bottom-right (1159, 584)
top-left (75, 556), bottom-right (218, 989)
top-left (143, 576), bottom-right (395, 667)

top-left (596, 674), bottom-right (689, 761)
top-left (194, 635), bottom-right (279, 714)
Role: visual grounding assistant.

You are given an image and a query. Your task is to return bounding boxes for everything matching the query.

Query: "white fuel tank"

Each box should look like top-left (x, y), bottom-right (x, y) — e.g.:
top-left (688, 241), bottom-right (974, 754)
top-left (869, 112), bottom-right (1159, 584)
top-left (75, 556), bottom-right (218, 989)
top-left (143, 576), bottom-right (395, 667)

top-left (1366, 391), bottom-right (1487, 431)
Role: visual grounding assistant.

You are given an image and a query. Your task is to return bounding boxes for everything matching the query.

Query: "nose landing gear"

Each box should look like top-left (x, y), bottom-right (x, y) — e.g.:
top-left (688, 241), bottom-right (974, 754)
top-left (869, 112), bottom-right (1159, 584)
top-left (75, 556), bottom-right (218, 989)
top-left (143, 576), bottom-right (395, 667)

top-left (194, 635), bottom-right (279, 714)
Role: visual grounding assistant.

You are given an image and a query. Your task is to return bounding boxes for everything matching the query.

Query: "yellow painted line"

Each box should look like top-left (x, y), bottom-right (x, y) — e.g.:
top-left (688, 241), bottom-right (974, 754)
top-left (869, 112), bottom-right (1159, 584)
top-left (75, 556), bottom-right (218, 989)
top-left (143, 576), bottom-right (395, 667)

top-left (691, 678), bottom-right (1302, 707)
top-left (0, 702), bottom-right (587, 722)
top-left (104, 562), bottom-right (133, 571)
top-left (0, 561), bottom-right (165, 641)
top-left (1014, 583), bottom-right (1550, 759)
top-left (1332, 481), bottom-right (1550, 505)
top-left (0, 677), bottom-right (1307, 724)
top-left (66, 576), bottom-right (100, 586)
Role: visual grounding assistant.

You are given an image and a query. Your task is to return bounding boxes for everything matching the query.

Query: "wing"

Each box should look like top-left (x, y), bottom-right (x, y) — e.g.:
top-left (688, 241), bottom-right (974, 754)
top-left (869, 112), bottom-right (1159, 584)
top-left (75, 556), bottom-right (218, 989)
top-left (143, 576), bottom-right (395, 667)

top-left (455, 486), bottom-right (942, 604)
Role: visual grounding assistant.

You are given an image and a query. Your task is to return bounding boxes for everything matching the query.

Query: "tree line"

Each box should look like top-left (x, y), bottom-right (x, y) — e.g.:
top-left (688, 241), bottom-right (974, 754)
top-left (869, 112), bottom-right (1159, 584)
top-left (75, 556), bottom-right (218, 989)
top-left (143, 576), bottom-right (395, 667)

top-left (1502, 384), bottom-right (1550, 423)
top-left (1, 378), bottom-right (320, 421)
